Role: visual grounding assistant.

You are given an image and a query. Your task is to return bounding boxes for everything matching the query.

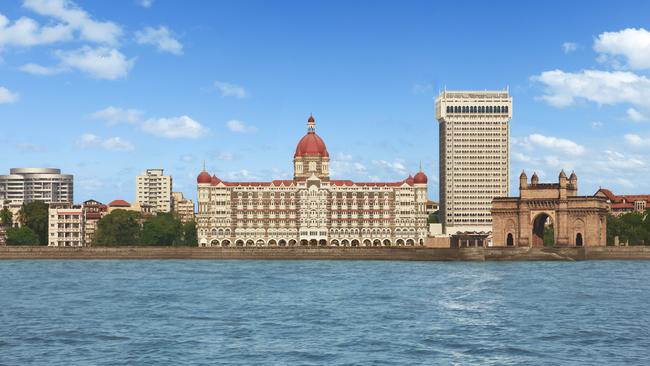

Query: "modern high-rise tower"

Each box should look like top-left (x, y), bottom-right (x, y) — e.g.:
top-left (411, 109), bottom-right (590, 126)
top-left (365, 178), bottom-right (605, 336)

top-left (136, 169), bottom-right (172, 213)
top-left (435, 90), bottom-right (512, 234)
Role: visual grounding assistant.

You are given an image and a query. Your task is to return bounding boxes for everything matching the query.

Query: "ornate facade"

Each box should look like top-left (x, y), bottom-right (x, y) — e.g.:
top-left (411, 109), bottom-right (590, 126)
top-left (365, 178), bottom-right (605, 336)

top-left (491, 171), bottom-right (608, 247)
top-left (196, 116), bottom-right (429, 247)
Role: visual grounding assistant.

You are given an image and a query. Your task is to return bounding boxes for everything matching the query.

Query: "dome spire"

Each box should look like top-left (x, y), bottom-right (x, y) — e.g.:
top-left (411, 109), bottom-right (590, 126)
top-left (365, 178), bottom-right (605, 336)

top-left (307, 114), bottom-right (315, 133)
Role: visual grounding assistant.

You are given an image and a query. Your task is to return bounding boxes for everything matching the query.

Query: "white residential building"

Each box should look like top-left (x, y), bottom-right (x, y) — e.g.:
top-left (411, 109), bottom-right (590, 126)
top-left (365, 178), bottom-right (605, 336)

top-left (48, 205), bottom-right (85, 247)
top-left (136, 169), bottom-right (172, 213)
top-left (0, 168), bottom-right (73, 205)
top-left (435, 90), bottom-right (512, 234)
top-left (172, 192), bottom-right (195, 223)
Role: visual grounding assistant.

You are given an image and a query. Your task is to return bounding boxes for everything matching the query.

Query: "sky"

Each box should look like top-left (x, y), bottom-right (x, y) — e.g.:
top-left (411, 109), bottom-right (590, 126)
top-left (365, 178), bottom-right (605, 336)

top-left (2, 0), bottom-right (650, 204)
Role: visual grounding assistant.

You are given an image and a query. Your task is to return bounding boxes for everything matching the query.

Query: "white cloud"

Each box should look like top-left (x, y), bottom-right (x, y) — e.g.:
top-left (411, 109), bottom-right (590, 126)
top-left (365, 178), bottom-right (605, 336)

top-left (335, 152), bottom-right (353, 161)
top-left (532, 69), bottom-right (650, 108)
top-left (142, 115), bottom-right (207, 139)
top-left (19, 62), bottom-right (62, 75)
top-left (76, 133), bottom-right (134, 151)
top-left (528, 134), bottom-right (585, 155)
top-left (55, 46), bottom-right (133, 79)
top-left (215, 152), bottom-right (233, 161)
top-left (226, 169), bottom-right (259, 180)
top-left (412, 83), bottom-right (433, 94)
top-left (627, 107), bottom-right (646, 122)
top-left (512, 151), bottom-right (532, 163)
top-left (594, 28), bottom-right (650, 70)
top-left (135, 26), bottom-right (182, 55)
top-left (226, 119), bottom-right (257, 133)
top-left (562, 42), bottom-right (577, 54)
top-left (372, 159), bottom-right (408, 176)
top-left (91, 106), bottom-right (142, 125)
top-left (591, 121), bottom-right (603, 129)
top-left (23, 0), bottom-right (122, 45)
top-left (214, 81), bottom-right (247, 98)
top-left (138, 0), bottom-right (154, 8)
top-left (0, 13), bottom-right (71, 48)
top-left (624, 134), bottom-right (650, 147)
top-left (180, 154), bottom-right (193, 162)
top-left (0, 86), bottom-right (19, 104)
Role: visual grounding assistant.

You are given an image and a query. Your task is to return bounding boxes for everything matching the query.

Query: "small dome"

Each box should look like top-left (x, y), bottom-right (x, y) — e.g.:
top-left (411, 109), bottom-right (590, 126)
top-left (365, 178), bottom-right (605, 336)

top-left (308, 114), bottom-right (315, 123)
top-left (569, 171), bottom-right (577, 180)
top-left (405, 175), bottom-right (414, 185)
top-left (211, 175), bottom-right (221, 186)
top-left (414, 171), bottom-right (428, 184)
top-left (559, 170), bottom-right (567, 179)
top-left (197, 171), bottom-right (211, 184)
top-left (531, 172), bottom-right (539, 182)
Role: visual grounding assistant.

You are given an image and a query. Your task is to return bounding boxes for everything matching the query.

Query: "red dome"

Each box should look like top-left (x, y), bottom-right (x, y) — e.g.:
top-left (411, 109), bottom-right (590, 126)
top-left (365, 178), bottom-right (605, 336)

top-left (197, 171), bottom-right (211, 184)
top-left (405, 175), bottom-right (414, 185)
top-left (295, 132), bottom-right (329, 157)
top-left (414, 171), bottom-right (428, 184)
top-left (211, 175), bottom-right (221, 185)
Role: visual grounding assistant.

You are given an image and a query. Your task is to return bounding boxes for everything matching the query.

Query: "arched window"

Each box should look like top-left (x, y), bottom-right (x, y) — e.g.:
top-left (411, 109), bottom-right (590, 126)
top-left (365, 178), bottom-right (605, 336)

top-left (507, 233), bottom-right (514, 247)
top-left (576, 233), bottom-right (583, 247)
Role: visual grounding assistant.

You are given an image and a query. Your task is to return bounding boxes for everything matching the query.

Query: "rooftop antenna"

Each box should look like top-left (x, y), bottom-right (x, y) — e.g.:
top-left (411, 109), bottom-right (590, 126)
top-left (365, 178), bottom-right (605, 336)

top-left (203, 160), bottom-right (206, 171)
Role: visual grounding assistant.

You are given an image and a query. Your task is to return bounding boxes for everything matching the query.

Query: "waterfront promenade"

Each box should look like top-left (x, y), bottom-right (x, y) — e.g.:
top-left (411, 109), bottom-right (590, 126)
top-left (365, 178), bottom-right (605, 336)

top-left (1, 246), bottom-right (650, 261)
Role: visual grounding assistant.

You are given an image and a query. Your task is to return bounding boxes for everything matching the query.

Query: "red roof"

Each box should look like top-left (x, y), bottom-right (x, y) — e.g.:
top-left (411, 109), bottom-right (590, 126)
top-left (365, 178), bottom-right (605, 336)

top-left (596, 188), bottom-right (650, 204)
top-left (211, 175), bottom-right (221, 186)
top-left (414, 171), bottom-right (428, 184)
top-left (108, 199), bottom-right (130, 207)
top-left (295, 132), bottom-right (329, 158)
top-left (197, 171), bottom-right (211, 184)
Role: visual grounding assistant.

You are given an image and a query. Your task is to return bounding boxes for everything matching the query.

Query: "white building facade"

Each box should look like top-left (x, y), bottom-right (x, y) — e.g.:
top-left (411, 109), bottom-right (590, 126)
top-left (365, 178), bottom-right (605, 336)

top-left (48, 205), bottom-right (85, 247)
top-left (136, 169), bottom-right (172, 213)
top-left (0, 168), bottom-right (73, 205)
top-left (196, 116), bottom-right (429, 247)
top-left (435, 90), bottom-right (512, 234)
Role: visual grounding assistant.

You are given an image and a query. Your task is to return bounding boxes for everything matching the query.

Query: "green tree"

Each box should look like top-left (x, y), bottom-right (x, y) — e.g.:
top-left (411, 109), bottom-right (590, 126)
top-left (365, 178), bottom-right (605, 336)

top-left (6, 226), bottom-right (40, 245)
top-left (427, 211), bottom-right (440, 224)
top-left (18, 201), bottom-right (49, 245)
top-left (181, 220), bottom-right (198, 246)
top-left (93, 209), bottom-right (141, 246)
top-left (0, 207), bottom-right (12, 227)
top-left (140, 212), bottom-right (183, 246)
top-left (543, 223), bottom-right (555, 247)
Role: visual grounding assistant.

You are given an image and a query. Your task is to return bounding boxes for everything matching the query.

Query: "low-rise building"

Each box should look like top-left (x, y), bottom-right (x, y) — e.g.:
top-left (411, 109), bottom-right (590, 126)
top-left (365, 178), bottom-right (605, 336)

top-left (107, 199), bottom-right (154, 219)
top-left (48, 204), bottom-right (85, 247)
top-left (82, 199), bottom-right (107, 245)
top-left (425, 200), bottom-right (439, 215)
top-left (172, 192), bottom-right (195, 223)
top-left (595, 188), bottom-right (650, 216)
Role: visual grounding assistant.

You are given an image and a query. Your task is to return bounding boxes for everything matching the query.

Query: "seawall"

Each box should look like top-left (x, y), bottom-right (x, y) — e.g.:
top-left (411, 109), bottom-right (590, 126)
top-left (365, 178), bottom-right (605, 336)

top-left (2, 246), bottom-right (650, 260)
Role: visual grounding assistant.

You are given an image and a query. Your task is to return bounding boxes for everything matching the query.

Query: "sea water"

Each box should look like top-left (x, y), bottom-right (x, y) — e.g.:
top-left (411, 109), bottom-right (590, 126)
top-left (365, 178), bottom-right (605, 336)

top-left (1, 260), bottom-right (649, 365)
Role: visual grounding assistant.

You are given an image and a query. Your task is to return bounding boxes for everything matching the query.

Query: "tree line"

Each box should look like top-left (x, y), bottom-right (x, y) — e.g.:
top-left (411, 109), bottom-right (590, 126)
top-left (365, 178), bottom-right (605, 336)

top-left (607, 211), bottom-right (650, 246)
top-left (1, 201), bottom-right (197, 246)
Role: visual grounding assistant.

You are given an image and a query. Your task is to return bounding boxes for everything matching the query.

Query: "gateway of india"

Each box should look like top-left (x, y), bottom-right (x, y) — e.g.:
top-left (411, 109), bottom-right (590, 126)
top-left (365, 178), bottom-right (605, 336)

top-left (196, 115), bottom-right (429, 247)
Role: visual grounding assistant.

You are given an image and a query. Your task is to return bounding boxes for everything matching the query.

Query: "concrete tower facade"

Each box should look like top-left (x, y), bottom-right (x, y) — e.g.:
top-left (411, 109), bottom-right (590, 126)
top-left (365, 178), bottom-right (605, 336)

top-left (435, 90), bottom-right (512, 234)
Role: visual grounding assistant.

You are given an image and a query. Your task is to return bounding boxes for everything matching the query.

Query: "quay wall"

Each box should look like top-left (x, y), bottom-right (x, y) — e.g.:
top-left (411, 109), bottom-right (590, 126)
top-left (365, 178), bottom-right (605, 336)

top-left (2, 246), bottom-right (650, 261)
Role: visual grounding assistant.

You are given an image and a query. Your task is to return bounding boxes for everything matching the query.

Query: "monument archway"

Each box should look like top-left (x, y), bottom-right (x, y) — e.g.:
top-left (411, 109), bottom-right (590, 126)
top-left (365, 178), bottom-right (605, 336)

top-left (492, 171), bottom-right (608, 247)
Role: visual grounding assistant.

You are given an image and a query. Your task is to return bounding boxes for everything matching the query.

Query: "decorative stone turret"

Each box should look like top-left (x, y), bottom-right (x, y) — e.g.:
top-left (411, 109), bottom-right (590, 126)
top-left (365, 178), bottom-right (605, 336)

top-left (531, 172), bottom-right (539, 186)
top-left (519, 170), bottom-right (527, 191)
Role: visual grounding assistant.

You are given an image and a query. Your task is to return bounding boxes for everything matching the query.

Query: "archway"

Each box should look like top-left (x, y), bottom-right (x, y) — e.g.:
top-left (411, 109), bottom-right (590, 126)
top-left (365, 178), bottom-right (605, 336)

top-left (319, 239), bottom-right (327, 246)
top-left (506, 233), bottom-right (514, 247)
top-left (278, 239), bottom-right (287, 247)
top-left (222, 240), bottom-right (231, 247)
top-left (383, 239), bottom-right (391, 247)
top-left (331, 239), bottom-right (339, 246)
top-left (300, 239), bottom-right (308, 246)
top-left (396, 239), bottom-right (404, 246)
top-left (363, 239), bottom-right (371, 247)
top-left (268, 239), bottom-right (277, 246)
top-left (246, 239), bottom-right (255, 246)
top-left (341, 239), bottom-right (349, 247)
top-left (256, 239), bottom-right (265, 246)
top-left (532, 213), bottom-right (554, 247)
top-left (309, 239), bottom-right (318, 247)
top-left (406, 239), bottom-right (415, 246)
top-left (351, 239), bottom-right (359, 247)
top-left (373, 239), bottom-right (381, 247)
top-left (211, 240), bottom-right (219, 246)
top-left (576, 233), bottom-right (583, 247)
top-left (288, 239), bottom-right (297, 246)
top-left (236, 240), bottom-right (244, 247)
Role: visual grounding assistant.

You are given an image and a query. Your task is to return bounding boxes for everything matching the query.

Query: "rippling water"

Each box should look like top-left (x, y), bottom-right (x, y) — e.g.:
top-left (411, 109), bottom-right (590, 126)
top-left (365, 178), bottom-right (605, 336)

top-left (1, 260), bottom-right (649, 365)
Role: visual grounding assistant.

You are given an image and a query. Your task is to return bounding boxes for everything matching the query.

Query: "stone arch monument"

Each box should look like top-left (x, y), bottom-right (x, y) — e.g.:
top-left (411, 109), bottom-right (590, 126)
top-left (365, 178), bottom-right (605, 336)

top-left (492, 171), bottom-right (608, 247)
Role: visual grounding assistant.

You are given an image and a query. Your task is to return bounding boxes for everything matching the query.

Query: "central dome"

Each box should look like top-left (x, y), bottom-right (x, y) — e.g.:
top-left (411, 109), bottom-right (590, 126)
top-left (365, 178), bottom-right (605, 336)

top-left (294, 115), bottom-right (329, 158)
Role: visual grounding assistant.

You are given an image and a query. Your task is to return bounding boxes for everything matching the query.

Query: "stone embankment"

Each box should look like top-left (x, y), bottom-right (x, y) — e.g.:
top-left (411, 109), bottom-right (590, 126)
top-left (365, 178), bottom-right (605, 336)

top-left (2, 246), bottom-right (650, 260)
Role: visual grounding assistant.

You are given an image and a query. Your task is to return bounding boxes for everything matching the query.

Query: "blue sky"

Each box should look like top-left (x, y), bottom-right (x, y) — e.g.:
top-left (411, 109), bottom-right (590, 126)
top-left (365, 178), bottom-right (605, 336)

top-left (2, 0), bottom-right (650, 204)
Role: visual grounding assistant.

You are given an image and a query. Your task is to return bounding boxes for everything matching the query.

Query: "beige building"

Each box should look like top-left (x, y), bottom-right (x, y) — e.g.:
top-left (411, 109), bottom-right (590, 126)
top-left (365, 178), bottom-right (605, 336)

top-left (594, 188), bottom-right (650, 217)
top-left (48, 204), bottom-right (85, 247)
top-left (435, 90), bottom-right (512, 234)
top-left (172, 192), bottom-right (195, 223)
top-left (197, 115), bottom-right (429, 247)
top-left (136, 169), bottom-right (172, 213)
top-left (0, 168), bottom-right (73, 205)
top-left (492, 171), bottom-right (608, 247)
top-left (82, 199), bottom-right (107, 245)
